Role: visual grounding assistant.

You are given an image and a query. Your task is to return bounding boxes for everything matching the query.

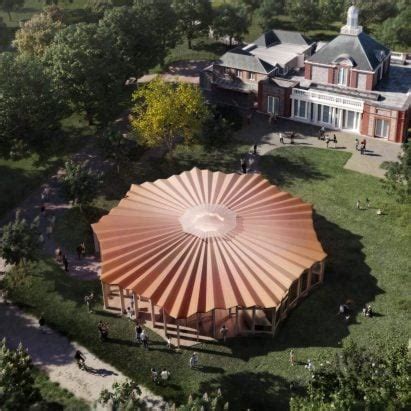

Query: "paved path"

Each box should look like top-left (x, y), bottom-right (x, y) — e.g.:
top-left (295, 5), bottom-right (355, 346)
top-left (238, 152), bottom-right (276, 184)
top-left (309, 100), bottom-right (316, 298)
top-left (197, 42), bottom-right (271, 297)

top-left (237, 115), bottom-right (402, 179)
top-left (0, 295), bottom-right (165, 409)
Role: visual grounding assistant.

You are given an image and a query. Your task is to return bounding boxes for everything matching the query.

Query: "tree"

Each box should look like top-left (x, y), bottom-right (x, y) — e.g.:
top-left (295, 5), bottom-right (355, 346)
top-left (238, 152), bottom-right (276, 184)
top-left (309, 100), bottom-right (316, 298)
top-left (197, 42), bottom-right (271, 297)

top-left (286, 0), bottom-right (320, 33)
top-left (178, 390), bottom-right (229, 410)
top-left (384, 143), bottom-right (411, 203)
top-left (0, 53), bottom-right (66, 159)
top-left (319, 0), bottom-right (345, 25)
top-left (0, 211), bottom-right (40, 266)
top-left (173, 0), bottom-right (213, 49)
top-left (349, 0), bottom-right (398, 29)
top-left (258, 0), bottom-right (285, 30)
top-left (45, 23), bottom-right (127, 125)
top-left (13, 9), bottom-right (65, 57)
top-left (374, 7), bottom-right (411, 50)
top-left (0, 16), bottom-right (9, 49)
top-left (0, 0), bottom-right (24, 21)
top-left (131, 78), bottom-right (209, 152)
top-left (61, 160), bottom-right (103, 209)
top-left (212, 4), bottom-right (249, 46)
top-left (0, 340), bottom-right (42, 410)
top-left (99, 380), bottom-right (142, 410)
top-left (290, 339), bottom-right (411, 410)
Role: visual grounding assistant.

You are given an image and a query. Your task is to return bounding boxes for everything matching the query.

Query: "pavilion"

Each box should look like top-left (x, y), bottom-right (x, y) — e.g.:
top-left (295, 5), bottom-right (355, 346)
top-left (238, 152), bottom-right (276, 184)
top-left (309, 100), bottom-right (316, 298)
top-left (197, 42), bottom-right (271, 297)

top-left (92, 168), bottom-right (326, 345)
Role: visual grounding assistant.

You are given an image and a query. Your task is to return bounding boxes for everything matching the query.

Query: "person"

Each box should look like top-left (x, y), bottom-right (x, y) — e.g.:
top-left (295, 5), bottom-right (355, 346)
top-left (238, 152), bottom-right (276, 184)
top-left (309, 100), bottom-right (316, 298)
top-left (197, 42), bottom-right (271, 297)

top-left (325, 136), bottom-right (330, 148)
top-left (376, 208), bottom-right (383, 216)
top-left (241, 160), bottom-right (247, 174)
top-left (253, 144), bottom-right (257, 155)
top-left (220, 324), bottom-right (228, 342)
top-left (84, 295), bottom-right (90, 312)
top-left (356, 200), bottom-right (361, 209)
top-left (366, 305), bottom-right (373, 318)
top-left (290, 132), bottom-right (295, 144)
top-left (98, 321), bottom-right (109, 341)
top-left (40, 204), bottom-right (46, 216)
top-left (362, 306), bottom-right (367, 316)
top-left (151, 368), bottom-right (158, 384)
top-left (268, 113), bottom-right (274, 125)
top-left (39, 315), bottom-right (45, 333)
top-left (62, 255), bottom-right (69, 272)
top-left (55, 247), bottom-right (62, 263)
top-left (141, 330), bottom-right (149, 350)
top-left (76, 244), bottom-right (83, 260)
top-left (360, 143), bottom-right (365, 155)
top-left (333, 134), bottom-right (338, 148)
top-left (365, 198), bottom-right (370, 208)
top-left (189, 352), bottom-right (198, 368)
top-left (126, 306), bottom-right (134, 320)
top-left (362, 139), bottom-right (367, 150)
top-left (46, 225), bottom-right (53, 239)
top-left (289, 350), bottom-right (295, 366)
top-left (305, 359), bottom-right (314, 371)
top-left (48, 213), bottom-right (56, 227)
top-left (74, 350), bottom-right (86, 370)
top-left (279, 133), bottom-right (284, 144)
top-left (355, 138), bottom-right (359, 150)
top-left (42, 187), bottom-right (50, 201)
top-left (135, 323), bottom-right (142, 344)
top-left (160, 368), bottom-right (171, 385)
top-left (166, 336), bottom-right (172, 349)
top-left (320, 126), bottom-right (325, 139)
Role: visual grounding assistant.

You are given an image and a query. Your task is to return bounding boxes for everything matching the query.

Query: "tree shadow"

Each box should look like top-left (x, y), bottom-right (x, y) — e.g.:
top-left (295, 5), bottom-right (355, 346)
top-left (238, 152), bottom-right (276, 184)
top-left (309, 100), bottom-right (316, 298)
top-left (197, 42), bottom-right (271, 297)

top-left (259, 153), bottom-right (329, 186)
top-left (198, 371), bottom-right (301, 411)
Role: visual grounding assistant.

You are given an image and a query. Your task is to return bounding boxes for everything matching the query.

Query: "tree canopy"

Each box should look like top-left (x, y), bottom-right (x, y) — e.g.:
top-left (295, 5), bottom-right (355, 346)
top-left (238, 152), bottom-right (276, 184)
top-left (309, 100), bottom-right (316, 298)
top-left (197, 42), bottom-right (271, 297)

top-left (131, 78), bottom-right (209, 151)
top-left (286, 0), bottom-right (320, 33)
top-left (212, 3), bottom-right (249, 46)
top-left (13, 9), bottom-right (65, 57)
top-left (45, 22), bottom-right (127, 125)
top-left (172, 0), bottom-right (213, 49)
top-left (258, 0), bottom-right (286, 30)
top-left (0, 211), bottom-right (40, 266)
top-left (0, 53), bottom-right (66, 159)
top-left (0, 0), bottom-right (24, 21)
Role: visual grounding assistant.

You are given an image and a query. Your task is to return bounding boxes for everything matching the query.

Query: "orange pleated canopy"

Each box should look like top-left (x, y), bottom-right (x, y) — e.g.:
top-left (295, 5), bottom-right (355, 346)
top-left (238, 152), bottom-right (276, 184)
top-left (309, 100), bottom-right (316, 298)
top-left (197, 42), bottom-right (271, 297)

top-left (92, 168), bottom-right (326, 319)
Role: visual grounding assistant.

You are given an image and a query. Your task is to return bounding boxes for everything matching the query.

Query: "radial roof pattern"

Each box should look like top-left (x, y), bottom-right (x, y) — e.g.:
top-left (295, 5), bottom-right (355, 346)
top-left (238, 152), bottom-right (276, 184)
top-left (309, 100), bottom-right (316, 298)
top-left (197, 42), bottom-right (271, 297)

top-left (92, 168), bottom-right (326, 319)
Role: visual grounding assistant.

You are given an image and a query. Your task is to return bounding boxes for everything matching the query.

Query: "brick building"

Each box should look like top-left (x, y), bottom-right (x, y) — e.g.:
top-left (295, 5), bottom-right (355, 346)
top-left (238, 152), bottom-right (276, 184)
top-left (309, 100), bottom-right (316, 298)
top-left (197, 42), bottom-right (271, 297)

top-left (201, 5), bottom-right (410, 143)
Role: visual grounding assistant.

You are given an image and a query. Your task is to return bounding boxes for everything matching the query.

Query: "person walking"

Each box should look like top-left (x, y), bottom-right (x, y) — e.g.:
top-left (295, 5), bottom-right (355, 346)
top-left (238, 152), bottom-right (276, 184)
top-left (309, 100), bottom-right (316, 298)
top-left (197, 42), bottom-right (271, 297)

top-left (141, 330), bottom-right (149, 350)
top-left (253, 144), bottom-right (258, 155)
top-left (189, 352), bottom-right (198, 369)
top-left (55, 246), bottom-right (62, 263)
top-left (151, 368), bottom-right (158, 384)
top-left (289, 349), bottom-right (295, 366)
top-left (160, 368), bottom-right (171, 385)
top-left (319, 126), bottom-right (325, 140)
top-left (325, 136), bottom-right (330, 148)
top-left (220, 324), bottom-right (228, 342)
top-left (279, 133), bottom-right (284, 144)
top-left (356, 200), bottom-right (361, 209)
top-left (166, 336), bottom-right (172, 349)
top-left (290, 132), bottom-right (295, 144)
top-left (241, 159), bottom-right (247, 174)
top-left (365, 198), bottom-right (370, 208)
top-left (38, 315), bottom-right (45, 333)
top-left (333, 134), bottom-right (338, 148)
top-left (135, 323), bottom-right (142, 344)
top-left (62, 255), bottom-right (69, 272)
top-left (74, 350), bottom-right (86, 370)
top-left (355, 138), bottom-right (359, 151)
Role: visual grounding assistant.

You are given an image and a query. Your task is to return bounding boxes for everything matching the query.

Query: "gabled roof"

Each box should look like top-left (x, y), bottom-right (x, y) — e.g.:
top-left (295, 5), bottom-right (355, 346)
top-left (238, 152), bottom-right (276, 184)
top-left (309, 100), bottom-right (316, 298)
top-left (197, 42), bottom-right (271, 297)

top-left (217, 47), bottom-right (276, 74)
top-left (254, 29), bottom-right (312, 47)
top-left (307, 32), bottom-right (389, 72)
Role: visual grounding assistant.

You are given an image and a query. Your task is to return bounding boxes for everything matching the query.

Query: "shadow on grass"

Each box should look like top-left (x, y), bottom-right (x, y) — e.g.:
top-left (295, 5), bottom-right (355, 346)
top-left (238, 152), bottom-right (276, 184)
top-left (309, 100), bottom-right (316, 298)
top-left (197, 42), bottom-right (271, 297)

top-left (198, 371), bottom-right (301, 411)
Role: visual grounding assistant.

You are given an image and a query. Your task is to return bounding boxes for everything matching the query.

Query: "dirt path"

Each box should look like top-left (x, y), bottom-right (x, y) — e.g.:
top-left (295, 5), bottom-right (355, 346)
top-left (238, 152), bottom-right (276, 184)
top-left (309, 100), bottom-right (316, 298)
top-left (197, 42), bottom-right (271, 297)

top-left (0, 295), bottom-right (166, 409)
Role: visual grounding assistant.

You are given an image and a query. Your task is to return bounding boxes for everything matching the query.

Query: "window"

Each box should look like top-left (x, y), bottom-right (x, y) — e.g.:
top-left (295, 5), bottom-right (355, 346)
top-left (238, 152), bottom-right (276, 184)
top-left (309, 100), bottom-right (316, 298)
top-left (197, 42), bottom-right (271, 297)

top-left (247, 72), bottom-right (255, 81)
top-left (293, 100), bottom-right (298, 117)
top-left (317, 104), bottom-right (322, 122)
top-left (267, 96), bottom-right (279, 115)
top-left (236, 69), bottom-right (242, 78)
top-left (299, 100), bottom-right (306, 118)
top-left (337, 67), bottom-right (347, 85)
top-left (322, 105), bottom-right (330, 123)
top-left (375, 119), bottom-right (390, 138)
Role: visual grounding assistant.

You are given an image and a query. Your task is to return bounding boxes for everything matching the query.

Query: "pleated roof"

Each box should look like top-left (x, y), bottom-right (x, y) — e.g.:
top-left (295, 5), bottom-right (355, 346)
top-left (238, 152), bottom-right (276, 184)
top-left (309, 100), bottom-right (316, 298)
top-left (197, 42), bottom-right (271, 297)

top-left (92, 168), bottom-right (326, 319)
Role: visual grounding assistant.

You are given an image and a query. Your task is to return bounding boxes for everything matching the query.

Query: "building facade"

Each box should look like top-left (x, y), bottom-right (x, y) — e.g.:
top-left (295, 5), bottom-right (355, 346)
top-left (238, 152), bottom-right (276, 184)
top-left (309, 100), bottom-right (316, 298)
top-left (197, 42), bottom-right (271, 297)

top-left (201, 5), bottom-right (410, 143)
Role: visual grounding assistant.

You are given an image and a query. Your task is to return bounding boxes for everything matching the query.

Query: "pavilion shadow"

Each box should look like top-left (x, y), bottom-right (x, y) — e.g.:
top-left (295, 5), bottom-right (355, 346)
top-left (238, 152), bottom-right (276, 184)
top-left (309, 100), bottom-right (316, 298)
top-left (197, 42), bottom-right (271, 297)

top-left (195, 213), bottom-right (383, 360)
top-left (198, 371), bottom-right (301, 411)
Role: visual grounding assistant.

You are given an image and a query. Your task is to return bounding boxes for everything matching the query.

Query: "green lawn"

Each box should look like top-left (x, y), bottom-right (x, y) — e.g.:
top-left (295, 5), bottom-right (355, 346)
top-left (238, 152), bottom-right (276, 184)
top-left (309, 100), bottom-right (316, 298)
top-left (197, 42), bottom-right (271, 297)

top-left (5, 145), bottom-right (410, 409)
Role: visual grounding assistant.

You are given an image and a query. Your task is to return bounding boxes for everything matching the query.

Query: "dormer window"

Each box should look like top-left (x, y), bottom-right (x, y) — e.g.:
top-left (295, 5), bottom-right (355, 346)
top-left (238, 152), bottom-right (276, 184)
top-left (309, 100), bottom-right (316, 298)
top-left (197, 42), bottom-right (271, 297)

top-left (337, 67), bottom-right (348, 86)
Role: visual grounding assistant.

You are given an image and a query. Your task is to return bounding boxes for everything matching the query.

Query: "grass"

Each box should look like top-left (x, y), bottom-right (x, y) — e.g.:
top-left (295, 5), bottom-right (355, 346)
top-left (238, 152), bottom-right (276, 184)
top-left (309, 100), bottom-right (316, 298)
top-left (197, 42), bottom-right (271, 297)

top-left (0, 114), bottom-right (95, 219)
top-left (6, 144), bottom-right (411, 409)
top-left (33, 368), bottom-right (89, 410)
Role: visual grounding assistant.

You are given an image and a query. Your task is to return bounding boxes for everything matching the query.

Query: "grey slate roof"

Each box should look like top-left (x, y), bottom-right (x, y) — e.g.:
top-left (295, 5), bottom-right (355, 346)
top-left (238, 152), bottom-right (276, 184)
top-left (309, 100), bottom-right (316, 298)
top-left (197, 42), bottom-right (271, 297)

top-left (307, 32), bottom-right (390, 72)
top-left (216, 47), bottom-right (276, 74)
top-left (254, 30), bottom-right (312, 47)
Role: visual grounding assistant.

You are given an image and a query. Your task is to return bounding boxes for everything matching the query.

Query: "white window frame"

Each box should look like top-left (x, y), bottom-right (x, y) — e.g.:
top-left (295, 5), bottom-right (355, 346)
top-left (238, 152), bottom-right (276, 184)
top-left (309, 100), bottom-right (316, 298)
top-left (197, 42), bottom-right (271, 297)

top-left (247, 71), bottom-right (256, 81)
top-left (267, 96), bottom-right (279, 115)
top-left (374, 119), bottom-right (390, 138)
top-left (293, 99), bottom-right (308, 119)
top-left (337, 67), bottom-right (348, 86)
top-left (236, 69), bottom-right (242, 78)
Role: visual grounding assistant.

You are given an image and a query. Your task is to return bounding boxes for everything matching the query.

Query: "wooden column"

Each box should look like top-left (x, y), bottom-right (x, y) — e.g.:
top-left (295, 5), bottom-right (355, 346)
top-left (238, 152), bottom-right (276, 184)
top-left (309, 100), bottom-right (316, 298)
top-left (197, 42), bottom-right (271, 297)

top-left (271, 308), bottom-right (277, 336)
top-left (252, 307), bottom-right (256, 334)
top-left (150, 300), bottom-right (156, 327)
top-left (119, 286), bottom-right (125, 314)
top-left (132, 292), bottom-right (139, 318)
top-left (212, 310), bottom-right (216, 338)
top-left (101, 282), bottom-right (109, 309)
top-left (235, 307), bottom-right (240, 335)
top-left (196, 313), bottom-right (200, 341)
top-left (162, 309), bottom-right (167, 336)
top-left (176, 323), bottom-right (181, 347)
